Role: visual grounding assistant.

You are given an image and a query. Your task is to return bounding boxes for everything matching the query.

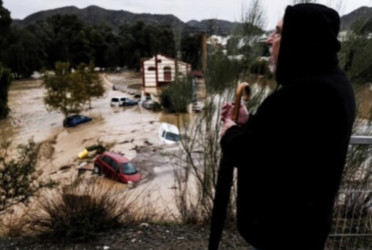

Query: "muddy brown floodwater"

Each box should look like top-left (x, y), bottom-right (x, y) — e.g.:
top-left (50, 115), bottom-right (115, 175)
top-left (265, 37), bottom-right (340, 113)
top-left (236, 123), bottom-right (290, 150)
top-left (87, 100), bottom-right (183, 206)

top-left (0, 71), bottom-right (192, 222)
top-left (3, 71), bottom-right (372, 249)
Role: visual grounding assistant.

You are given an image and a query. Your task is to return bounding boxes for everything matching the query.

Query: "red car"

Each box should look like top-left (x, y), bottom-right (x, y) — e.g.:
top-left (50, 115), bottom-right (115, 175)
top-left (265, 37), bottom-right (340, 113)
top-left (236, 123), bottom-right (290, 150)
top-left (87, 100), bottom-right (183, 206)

top-left (94, 152), bottom-right (141, 184)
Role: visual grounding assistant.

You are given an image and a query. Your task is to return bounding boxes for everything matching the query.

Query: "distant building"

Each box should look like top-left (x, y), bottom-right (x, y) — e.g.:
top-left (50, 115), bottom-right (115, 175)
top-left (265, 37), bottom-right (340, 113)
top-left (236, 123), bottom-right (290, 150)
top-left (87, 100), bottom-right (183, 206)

top-left (141, 54), bottom-right (191, 88)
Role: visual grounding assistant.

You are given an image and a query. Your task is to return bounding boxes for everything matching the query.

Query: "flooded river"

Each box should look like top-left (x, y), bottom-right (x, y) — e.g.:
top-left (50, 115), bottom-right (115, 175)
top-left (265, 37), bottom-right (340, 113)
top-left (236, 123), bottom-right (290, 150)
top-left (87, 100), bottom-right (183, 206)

top-left (0, 71), bottom-right (191, 219)
top-left (1, 71), bottom-right (372, 222)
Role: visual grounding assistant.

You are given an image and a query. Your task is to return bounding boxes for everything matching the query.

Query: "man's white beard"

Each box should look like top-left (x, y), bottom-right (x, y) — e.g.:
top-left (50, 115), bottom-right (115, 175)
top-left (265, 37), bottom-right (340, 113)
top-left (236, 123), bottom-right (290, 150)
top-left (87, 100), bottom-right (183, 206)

top-left (269, 62), bottom-right (276, 73)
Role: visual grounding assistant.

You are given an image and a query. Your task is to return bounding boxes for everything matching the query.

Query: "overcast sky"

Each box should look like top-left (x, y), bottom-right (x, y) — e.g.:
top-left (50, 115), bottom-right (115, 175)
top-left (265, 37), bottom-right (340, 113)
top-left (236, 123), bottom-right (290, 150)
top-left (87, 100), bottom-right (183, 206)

top-left (3, 0), bottom-right (372, 29)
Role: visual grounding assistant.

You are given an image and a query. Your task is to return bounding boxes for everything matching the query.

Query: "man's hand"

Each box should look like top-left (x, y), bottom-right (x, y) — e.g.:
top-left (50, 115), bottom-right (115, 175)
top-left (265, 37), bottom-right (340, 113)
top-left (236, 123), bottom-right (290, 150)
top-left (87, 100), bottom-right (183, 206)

top-left (220, 118), bottom-right (236, 137)
top-left (220, 103), bottom-right (249, 137)
top-left (221, 102), bottom-right (249, 126)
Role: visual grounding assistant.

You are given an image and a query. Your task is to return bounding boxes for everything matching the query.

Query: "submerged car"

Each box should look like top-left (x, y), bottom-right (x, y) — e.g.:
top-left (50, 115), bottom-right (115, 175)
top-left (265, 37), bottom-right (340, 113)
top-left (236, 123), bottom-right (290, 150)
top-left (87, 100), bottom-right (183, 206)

top-left (158, 123), bottom-right (180, 145)
top-left (110, 97), bottom-right (138, 107)
top-left (94, 152), bottom-right (141, 184)
top-left (63, 115), bottom-right (92, 127)
top-left (142, 99), bottom-right (155, 109)
top-left (110, 97), bottom-right (121, 107)
top-left (120, 97), bottom-right (138, 106)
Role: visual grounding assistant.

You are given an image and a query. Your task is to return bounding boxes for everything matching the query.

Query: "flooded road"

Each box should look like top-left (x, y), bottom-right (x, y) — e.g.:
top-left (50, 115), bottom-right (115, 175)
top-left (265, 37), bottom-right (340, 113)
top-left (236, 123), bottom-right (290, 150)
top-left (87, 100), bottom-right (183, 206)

top-left (2, 71), bottom-right (371, 221)
top-left (1, 71), bottom-right (187, 218)
top-left (0, 80), bottom-right (64, 144)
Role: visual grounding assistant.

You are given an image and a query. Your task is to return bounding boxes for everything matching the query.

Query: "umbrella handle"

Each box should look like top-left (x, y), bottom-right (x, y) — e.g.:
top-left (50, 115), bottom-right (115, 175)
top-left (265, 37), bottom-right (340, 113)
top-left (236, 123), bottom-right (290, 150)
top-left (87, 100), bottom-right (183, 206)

top-left (231, 82), bottom-right (251, 122)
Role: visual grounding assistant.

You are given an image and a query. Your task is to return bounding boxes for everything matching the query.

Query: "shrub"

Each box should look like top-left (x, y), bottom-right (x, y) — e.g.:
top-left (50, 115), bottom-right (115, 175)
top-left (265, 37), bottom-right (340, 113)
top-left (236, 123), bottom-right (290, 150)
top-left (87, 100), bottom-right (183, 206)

top-left (26, 179), bottom-right (155, 241)
top-left (160, 78), bottom-right (193, 113)
top-left (0, 140), bottom-right (51, 214)
top-left (0, 64), bottom-right (12, 119)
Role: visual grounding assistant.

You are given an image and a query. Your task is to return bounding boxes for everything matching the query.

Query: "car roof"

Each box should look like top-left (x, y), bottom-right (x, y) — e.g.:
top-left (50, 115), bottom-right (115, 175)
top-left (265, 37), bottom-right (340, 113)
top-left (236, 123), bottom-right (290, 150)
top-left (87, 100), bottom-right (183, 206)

top-left (160, 123), bottom-right (179, 134)
top-left (102, 151), bottom-right (129, 163)
top-left (68, 114), bottom-right (84, 118)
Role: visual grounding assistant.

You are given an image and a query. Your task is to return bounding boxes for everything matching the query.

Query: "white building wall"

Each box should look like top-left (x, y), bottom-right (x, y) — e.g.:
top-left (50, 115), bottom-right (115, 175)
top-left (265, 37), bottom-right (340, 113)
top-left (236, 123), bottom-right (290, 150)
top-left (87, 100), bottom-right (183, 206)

top-left (157, 55), bottom-right (175, 82)
top-left (177, 63), bottom-right (189, 76)
top-left (143, 58), bottom-right (157, 87)
top-left (143, 54), bottom-right (191, 87)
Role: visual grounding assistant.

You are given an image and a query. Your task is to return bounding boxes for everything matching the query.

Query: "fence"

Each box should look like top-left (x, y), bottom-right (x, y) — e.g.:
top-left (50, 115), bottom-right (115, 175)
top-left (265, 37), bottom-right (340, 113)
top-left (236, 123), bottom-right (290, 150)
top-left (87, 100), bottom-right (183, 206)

top-left (326, 136), bottom-right (372, 250)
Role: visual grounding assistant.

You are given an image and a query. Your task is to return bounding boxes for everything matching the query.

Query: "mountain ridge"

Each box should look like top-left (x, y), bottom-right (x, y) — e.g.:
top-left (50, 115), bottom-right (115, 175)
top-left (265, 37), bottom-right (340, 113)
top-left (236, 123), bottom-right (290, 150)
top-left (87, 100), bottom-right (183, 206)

top-left (11, 5), bottom-right (372, 34)
top-left (12, 5), bottom-right (237, 35)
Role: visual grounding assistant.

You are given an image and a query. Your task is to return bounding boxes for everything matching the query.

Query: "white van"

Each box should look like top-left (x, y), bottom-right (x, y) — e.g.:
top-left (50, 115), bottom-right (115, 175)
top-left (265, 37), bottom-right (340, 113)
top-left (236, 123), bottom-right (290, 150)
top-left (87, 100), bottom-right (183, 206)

top-left (158, 123), bottom-right (180, 145)
top-left (110, 97), bottom-right (122, 107)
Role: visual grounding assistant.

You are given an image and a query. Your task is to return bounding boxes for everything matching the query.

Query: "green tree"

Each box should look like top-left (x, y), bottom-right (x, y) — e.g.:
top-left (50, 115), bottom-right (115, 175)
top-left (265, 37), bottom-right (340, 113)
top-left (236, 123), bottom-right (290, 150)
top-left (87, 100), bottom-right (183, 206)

top-left (0, 1), bottom-right (12, 119)
top-left (43, 15), bottom-right (91, 68)
top-left (76, 61), bottom-right (105, 109)
top-left (0, 0), bottom-right (11, 60)
top-left (0, 64), bottom-right (12, 119)
top-left (160, 78), bottom-right (193, 113)
top-left (118, 22), bottom-right (176, 70)
top-left (0, 140), bottom-right (53, 213)
top-left (43, 61), bottom-right (105, 117)
top-left (87, 24), bottom-right (116, 68)
top-left (4, 27), bottom-right (45, 78)
top-left (44, 62), bottom-right (77, 117)
top-left (180, 33), bottom-right (203, 70)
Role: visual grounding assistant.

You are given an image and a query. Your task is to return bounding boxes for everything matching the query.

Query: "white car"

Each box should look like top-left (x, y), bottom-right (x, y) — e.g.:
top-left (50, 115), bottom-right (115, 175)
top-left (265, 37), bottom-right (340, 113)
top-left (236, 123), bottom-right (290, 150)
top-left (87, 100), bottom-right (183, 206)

top-left (110, 97), bottom-right (122, 107)
top-left (110, 97), bottom-right (138, 107)
top-left (158, 123), bottom-right (180, 145)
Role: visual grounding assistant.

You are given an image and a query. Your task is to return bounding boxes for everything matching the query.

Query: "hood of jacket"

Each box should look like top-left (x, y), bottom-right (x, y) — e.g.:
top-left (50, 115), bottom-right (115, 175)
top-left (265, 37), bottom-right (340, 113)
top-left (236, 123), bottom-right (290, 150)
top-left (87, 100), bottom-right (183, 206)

top-left (275, 3), bottom-right (341, 86)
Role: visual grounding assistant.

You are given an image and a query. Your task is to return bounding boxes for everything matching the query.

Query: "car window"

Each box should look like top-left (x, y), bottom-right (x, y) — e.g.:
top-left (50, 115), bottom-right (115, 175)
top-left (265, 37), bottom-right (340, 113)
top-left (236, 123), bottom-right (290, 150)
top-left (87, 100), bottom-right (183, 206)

top-left (120, 162), bottom-right (137, 175)
top-left (165, 132), bottom-right (180, 141)
top-left (102, 156), bottom-right (112, 165)
top-left (111, 98), bottom-right (119, 102)
top-left (111, 160), bottom-right (119, 172)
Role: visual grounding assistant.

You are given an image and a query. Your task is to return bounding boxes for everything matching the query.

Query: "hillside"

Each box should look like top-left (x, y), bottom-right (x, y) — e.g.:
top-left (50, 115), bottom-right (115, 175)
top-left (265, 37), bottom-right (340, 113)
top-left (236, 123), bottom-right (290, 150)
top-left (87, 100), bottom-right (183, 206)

top-left (340, 6), bottom-right (372, 29)
top-left (11, 4), bottom-right (372, 34)
top-left (12, 5), bottom-right (237, 35)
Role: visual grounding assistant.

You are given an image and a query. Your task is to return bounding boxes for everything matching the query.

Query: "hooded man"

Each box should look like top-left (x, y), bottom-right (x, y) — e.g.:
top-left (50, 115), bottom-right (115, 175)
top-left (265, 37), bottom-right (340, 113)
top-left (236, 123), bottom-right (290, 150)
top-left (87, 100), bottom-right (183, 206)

top-left (219, 3), bottom-right (355, 250)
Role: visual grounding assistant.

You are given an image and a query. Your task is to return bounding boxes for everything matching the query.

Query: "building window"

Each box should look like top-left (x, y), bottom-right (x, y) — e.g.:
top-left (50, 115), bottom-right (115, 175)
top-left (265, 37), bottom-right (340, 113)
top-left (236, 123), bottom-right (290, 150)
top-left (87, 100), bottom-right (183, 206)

top-left (164, 66), bottom-right (172, 81)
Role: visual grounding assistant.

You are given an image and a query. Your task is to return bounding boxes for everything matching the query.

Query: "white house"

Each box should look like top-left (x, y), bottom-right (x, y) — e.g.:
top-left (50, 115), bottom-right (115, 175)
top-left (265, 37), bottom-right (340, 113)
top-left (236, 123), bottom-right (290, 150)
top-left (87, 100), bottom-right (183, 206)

top-left (141, 54), bottom-right (191, 88)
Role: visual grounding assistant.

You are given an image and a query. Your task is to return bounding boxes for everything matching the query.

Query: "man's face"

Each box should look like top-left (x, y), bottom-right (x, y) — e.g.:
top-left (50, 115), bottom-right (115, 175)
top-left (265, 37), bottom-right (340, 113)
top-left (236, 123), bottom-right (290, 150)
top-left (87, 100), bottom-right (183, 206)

top-left (266, 19), bottom-right (283, 73)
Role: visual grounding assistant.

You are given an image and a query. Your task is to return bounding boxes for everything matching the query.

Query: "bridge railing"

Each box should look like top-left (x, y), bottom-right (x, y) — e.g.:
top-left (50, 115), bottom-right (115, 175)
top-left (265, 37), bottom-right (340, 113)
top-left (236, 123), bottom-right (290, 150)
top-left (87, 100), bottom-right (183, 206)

top-left (326, 135), bottom-right (372, 250)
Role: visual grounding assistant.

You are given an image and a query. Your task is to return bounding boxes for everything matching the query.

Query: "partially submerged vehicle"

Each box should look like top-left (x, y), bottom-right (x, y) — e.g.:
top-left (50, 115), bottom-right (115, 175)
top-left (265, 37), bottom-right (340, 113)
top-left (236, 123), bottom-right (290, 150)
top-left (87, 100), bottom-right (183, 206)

top-left (94, 151), bottom-right (141, 185)
top-left (63, 115), bottom-right (92, 127)
top-left (158, 123), bottom-right (180, 145)
top-left (110, 97), bottom-right (138, 107)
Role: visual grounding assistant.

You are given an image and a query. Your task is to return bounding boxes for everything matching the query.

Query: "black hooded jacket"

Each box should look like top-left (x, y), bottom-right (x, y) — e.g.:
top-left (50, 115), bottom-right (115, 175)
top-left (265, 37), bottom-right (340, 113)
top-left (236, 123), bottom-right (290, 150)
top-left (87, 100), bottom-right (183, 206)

top-left (220, 4), bottom-right (355, 250)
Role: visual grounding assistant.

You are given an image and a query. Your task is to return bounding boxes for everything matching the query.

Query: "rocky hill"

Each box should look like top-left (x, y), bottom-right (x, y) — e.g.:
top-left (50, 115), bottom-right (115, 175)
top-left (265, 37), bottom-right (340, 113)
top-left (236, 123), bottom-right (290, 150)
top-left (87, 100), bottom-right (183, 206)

top-left (340, 6), bottom-right (372, 30)
top-left (12, 5), bottom-right (237, 35)
top-left (10, 5), bottom-right (372, 34)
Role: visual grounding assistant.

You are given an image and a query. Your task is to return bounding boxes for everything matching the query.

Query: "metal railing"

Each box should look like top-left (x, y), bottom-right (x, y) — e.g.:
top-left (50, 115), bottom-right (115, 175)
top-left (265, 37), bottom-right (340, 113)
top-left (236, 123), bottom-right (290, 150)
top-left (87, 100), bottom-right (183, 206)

top-left (326, 135), bottom-right (372, 250)
top-left (349, 135), bottom-right (372, 145)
